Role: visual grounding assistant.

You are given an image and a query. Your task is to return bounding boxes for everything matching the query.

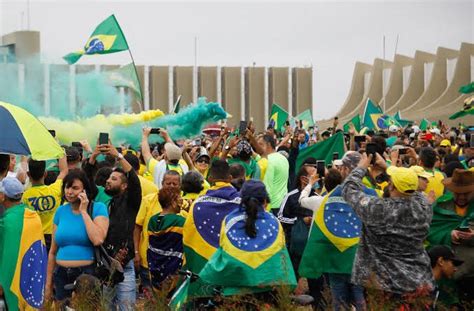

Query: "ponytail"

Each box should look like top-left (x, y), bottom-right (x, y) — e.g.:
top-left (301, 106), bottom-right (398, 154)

top-left (243, 197), bottom-right (260, 238)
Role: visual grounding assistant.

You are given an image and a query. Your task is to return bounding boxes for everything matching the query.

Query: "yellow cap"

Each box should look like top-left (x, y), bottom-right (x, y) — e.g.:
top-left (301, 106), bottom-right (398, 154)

top-left (440, 139), bottom-right (451, 147)
top-left (410, 166), bottom-right (433, 179)
top-left (387, 166), bottom-right (419, 194)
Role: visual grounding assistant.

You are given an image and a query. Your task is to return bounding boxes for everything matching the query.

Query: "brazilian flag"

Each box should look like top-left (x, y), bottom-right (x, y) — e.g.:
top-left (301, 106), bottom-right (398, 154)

top-left (0, 204), bottom-right (48, 310)
top-left (269, 103), bottom-right (289, 132)
top-left (299, 186), bottom-right (377, 279)
top-left (64, 14), bottom-right (129, 64)
top-left (449, 96), bottom-right (474, 120)
top-left (199, 208), bottom-right (297, 295)
top-left (343, 114), bottom-right (361, 133)
top-left (182, 184), bottom-right (241, 297)
top-left (362, 98), bottom-right (383, 130)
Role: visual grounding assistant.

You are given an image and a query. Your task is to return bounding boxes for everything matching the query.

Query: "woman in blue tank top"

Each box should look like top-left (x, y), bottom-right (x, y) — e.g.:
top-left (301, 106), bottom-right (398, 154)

top-left (45, 169), bottom-right (109, 304)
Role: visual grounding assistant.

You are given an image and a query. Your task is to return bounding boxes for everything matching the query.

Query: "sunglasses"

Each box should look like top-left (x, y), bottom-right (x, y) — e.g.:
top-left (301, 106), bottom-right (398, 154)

top-left (197, 159), bottom-right (210, 164)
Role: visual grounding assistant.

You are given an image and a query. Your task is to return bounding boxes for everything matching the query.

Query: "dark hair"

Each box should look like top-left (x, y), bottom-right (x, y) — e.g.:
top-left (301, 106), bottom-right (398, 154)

top-left (28, 159), bottom-right (46, 181)
top-left (295, 165), bottom-right (311, 190)
top-left (169, 159), bottom-right (180, 166)
top-left (209, 159), bottom-right (230, 180)
top-left (181, 171), bottom-right (204, 194)
top-left (324, 169), bottom-right (342, 193)
top-left (112, 167), bottom-right (128, 184)
top-left (0, 154), bottom-right (10, 177)
top-left (163, 170), bottom-right (181, 181)
top-left (158, 187), bottom-right (181, 211)
top-left (95, 167), bottom-right (113, 187)
top-left (443, 161), bottom-right (464, 178)
top-left (124, 153), bottom-right (140, 172)
top-left (44, 170), bottom-right (59, 185)
top-left (62, 169), bottom-right (94, 202)
top-left (371, 136), bottom-right (387, 156)
top-left (229, 163), bottom-right (246, 179)
top-left (419, 147), bottom-right (437, 169)
top-left (262, 134), bottom-right (276, 149)
top-left (444, 154), bottom-right (459, 166)
top-left (242, 197), bottom-right (261, 238)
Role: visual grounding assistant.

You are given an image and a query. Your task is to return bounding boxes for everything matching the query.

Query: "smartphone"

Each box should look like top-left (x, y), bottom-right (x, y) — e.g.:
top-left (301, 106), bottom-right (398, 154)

top-left (398, 148), bottom-right (408, 155)
top-left (333, 152), bottom-right (339, 161)
top-left (456, 226), bottom-right (471, 232)
top-left (150, 128), bottom-right (161, 135)
top-left (355, 135), bottom-right (366, 143)
top-left (48, 130), bottom-right (56, 137)
top-left (116, 147), bottom-right (123, 154)
top-left (99, 132), bottom-right (109, 145)
top-left (366, 143), bottom-right (378, 163)
top-left (316, 160), bottom-right (325, 177)
top-left (285, 120), bottom-right (290, 127)
top-left (71, 142), bottom-right (82, 148)
top-left (239, 121), bottom-right (248, 135)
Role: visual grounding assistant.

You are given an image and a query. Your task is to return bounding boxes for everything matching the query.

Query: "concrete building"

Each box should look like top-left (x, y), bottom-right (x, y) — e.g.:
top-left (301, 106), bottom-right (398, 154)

top-left (1, 30), bottom-right (314, 132)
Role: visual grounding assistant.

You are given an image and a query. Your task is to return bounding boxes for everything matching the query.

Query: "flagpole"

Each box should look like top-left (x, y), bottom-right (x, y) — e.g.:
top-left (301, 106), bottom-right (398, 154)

top-left (112, 14), bottom-right (144, 112)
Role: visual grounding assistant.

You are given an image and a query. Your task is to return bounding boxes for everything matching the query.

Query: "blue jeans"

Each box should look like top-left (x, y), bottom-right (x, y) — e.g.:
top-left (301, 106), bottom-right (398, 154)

top-left (328, 273), bottom-right (365, 311)
top-left (103, 260), bottom-right (136, 311)
top-left (53, 264), bottom-right (95, 301)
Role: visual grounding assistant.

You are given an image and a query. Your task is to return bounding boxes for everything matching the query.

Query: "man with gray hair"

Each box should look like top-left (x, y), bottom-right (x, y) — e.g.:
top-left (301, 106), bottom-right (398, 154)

top-left (299, 151), bottom-right (378, 310)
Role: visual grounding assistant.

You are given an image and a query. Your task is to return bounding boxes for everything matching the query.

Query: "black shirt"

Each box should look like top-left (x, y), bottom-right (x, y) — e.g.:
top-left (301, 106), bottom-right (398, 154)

top-left (103, 169), bottom-right (142, 266)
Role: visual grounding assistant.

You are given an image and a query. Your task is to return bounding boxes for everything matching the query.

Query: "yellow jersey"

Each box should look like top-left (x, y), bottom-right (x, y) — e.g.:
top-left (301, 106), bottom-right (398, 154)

top-left (424, 169), bottom-right (445, 199)
top-left (22, 179), bottom-right (63, 234)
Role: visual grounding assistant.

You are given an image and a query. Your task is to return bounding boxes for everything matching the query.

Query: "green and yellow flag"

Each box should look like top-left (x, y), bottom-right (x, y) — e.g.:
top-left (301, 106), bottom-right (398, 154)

top-left (343, 115), bottom-right (361, 132)
top-left (459, 82), bottom-right (474, 94)
top-left (105, 63), bottom-right (142, 101)
top-left (295, 131), bottom-right (345, 173)
top-left (362, 99), bottom-right (383, 130)
top-left (269, 103), bottom-right (289, 132)
top-left (64, 15), bottom-right (129, 64)
top-left (0, 204), bottom-right (48, 310)
top-left (449, 96), bottom-right (474, 120)
top-left (295, 109), bottom-right (315, 129)
top-left (199, 208), bottom-right (296, 296)
top-left (394, 111), bottom-right (412, 127)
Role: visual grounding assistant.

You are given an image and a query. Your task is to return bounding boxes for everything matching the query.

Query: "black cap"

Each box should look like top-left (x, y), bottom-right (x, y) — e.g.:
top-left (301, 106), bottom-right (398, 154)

top-left (302, 157), bottom-right (317, 166)
top-left (428, 245), bottom-right (464, 267)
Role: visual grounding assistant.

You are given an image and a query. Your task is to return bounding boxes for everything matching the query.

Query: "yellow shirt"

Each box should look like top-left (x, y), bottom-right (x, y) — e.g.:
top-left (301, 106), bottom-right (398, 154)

top-left (424, 169), bottom-right (445, 199)
top-left (138, 175), bottom-right (159, 198)
top-left (22, 179), bottom-right (63, 234)
top-left (139, 163), bottom-right (154, 182)
top-left (136, 193), bottom-right (162, 268)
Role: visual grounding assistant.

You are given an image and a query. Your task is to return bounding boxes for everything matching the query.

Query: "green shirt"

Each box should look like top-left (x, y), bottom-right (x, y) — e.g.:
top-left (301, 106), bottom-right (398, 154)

top-left (263, 152), bottom-right (289, 210)
top-left (95, 186), bottom-right (112, 207)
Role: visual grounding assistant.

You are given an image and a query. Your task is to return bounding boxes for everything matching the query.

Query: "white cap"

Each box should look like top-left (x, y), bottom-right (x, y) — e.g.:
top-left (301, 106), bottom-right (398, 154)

top-left (412, 125), bottom-right (420, 134)
top-left (430, 128), bottom-right (441, 136)
top-left (389, 125), bottom-right (399, 133)
top-left (333, 159), bottom-right (343, 166)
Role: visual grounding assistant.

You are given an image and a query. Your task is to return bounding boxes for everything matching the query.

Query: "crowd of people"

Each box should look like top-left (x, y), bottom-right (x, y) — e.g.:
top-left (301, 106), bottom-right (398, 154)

top-left (0, 118), bottom-right (473, 310)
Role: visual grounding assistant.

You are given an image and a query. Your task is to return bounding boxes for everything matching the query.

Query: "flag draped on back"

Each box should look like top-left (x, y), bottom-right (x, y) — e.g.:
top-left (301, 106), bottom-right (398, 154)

top-left (299, 186), bottom-right (377, 279)
top-left (295, 109), bottom-right (315, 129)
top-left (0, 204), bottom-right (48, 310)
top-left (362, 99), bottom-right (383, 130)
top-left (182, 184), bottom-right (241, 297)
top-left (199, 208), bottom-right (297, 295)
top-left (269, 104), bottom-right (289, 132)
top-left (64, 15), bottom-right (129, 64)
top-left (295, 132), bottom-right (345, 173)
top-left (104, 63), bottom-right (142, 101)
top-left (343, 115), bottom-right (361, 132)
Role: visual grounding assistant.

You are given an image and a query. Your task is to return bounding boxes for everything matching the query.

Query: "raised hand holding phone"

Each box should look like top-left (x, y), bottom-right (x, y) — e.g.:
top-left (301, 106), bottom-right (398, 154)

top-left (78, 190), bottom-right (89, 214)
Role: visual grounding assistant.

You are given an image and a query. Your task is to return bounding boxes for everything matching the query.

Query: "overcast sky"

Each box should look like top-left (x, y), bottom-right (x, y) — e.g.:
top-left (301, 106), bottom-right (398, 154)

top-left (1, 0), bottom-right (473, 120)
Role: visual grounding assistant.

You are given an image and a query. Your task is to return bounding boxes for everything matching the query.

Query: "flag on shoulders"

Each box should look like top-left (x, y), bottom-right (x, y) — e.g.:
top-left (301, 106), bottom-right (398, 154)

top-left (0, 204), bottom-right (48, 310)
top-left (362, 99), bottom-right (383, 130)
top-left (295, 131), bottom-right (345, 173)
top-left (64, 14), bottom-right (129, 64)
top-left (182, 184), bottom-right (241, 297)
top-left (199, 207), bottom-right (297, 295)
top-left (299, 186), bottom-right (377, 279)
